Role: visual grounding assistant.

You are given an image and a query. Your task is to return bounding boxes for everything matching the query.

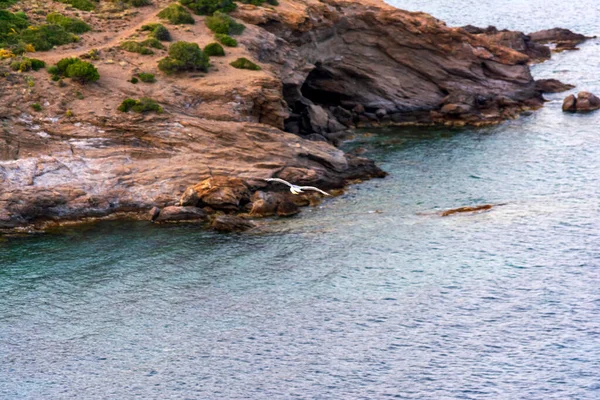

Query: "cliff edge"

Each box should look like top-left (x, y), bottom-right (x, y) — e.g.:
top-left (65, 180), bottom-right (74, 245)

top-left (0, 0), bottom-right (554, 229)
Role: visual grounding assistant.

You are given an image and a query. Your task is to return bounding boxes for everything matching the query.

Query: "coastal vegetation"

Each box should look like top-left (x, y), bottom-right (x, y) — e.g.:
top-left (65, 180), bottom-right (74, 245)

top-left (0, 10), bottom-right (79, 52)
top-left (158, 41), bottom-right (209, 73)
top-left (205, 11), bottom-right (245, 35)
top-left (57, 0), bottom-right (96, 12)
top-left (10, 57), bottom-right (45, 72)
top-left (230, 57), bottom-right (260, 70)
top-left (118, 97), bottom-right (163, 113)
top-left (180, 0), bottom-right (236, 15)
top-left (137, 72), bottom-right (156, 82)
top-left (48, 57), bottom-right (99, 83)
top-left (157, 4), bottom-right (195, 24)
top-left (120, 38), bottom-right (164, 55)
top-left (141, 23), bottom-right (171, 41)
top-left (46, 12), bottom-right (91, 34)
top-left (204, 42), bottom-right (224, 56)
top-left (215, 33), bottom-right (237, 46)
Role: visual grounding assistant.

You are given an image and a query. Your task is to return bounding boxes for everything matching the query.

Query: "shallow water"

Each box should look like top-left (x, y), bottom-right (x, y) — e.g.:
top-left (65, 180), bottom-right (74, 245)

top-left (2, 2), bottom-right (600, 399)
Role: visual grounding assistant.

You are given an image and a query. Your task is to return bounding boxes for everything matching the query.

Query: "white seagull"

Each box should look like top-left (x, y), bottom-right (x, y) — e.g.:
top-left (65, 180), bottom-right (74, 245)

top-left (266, 178), bottom-right (331, 196)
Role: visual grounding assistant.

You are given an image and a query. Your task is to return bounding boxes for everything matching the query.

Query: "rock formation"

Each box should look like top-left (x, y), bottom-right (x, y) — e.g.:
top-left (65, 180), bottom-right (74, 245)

top-left (0, 0), bottom-right (587, 230)
top-left (562, 92), bottom-right (600, 113)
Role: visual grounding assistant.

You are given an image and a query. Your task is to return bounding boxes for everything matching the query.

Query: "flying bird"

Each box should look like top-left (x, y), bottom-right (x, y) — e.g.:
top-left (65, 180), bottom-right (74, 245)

top-left (266, 178), bottom-right (331, 196)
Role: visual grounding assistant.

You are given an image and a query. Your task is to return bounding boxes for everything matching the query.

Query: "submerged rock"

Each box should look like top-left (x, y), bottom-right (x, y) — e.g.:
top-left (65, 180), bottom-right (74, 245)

top-left (562, 92), bottom-right (600, 113)
top-left (441, 205), bottom-right (494, 217)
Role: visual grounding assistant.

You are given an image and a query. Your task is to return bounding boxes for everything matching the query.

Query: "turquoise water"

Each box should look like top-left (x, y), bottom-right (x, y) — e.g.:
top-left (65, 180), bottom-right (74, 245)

top-left (2, 2), bottom-right (600, 399)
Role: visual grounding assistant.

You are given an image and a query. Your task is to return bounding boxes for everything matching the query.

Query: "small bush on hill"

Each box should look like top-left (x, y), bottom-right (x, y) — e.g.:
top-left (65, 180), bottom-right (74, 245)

top-left (120, 40), bottom-right (154, 55)
top-left (157, 4), bottom-right (195, 24)
top-left (137, 72), bottom-right (156, 82)
top-left (10, 57), bottom-right (45, 72)
top-left (239, 0), bottom-right (279, 5)
top-left (49, 57), bottom-right (99, 83)
top-left (215, 33), bottom-right (237, 47)
top-left (0, 1), bottom-right (19, 10)
top-left (65, 60), bottom-right (100, 83)
top-left (19, 24), bottom-right (78, 51)
top-left (141, 23), bottom-right (171, 41)
top-left (203, 42), bottom-right (224, 56)
top-left (46, 12), bottom-right (91, 34)
top-left (205, 11), bottom-right (244, 35)
top-left (230, 57), bottom-right (261, 70)
top-left (58, 0), bottom-right (96, 12)
top-left (31, 103), bottom-right (42, 112)
top-left (118, 97), bottom-right (163, 113)
top-left (158, 41), bottom-right (209, 74)
top-left (180, 0), bottom-right (236, 15)
top-left (140, 38), bottom-right (165, 49)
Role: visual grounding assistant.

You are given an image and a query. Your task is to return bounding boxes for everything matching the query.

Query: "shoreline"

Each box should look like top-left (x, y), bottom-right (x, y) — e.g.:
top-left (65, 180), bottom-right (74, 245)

top-left (0, 0), bottom-right (589, 232)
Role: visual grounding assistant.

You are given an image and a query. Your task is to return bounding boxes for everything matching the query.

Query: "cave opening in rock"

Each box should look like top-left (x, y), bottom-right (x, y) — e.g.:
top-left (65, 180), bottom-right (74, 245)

top-left (283, 63), bottom-right (355, 138)
top-left (300, 65), bottom-right (350, 108)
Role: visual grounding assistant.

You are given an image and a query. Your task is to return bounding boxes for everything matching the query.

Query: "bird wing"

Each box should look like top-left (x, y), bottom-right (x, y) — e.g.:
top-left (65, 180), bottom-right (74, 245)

top-left (298, 186), bottom-right (331, 196)
top-left (266, 178), bottom-right (294, 188)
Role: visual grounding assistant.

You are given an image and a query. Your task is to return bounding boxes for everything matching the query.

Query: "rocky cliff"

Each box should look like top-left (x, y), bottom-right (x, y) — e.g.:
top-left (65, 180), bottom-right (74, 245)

top-left (0, 0), bottom-right (570, 230)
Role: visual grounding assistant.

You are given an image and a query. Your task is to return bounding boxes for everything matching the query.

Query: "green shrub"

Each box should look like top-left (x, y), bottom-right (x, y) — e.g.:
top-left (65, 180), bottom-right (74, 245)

top-left (130, 76), bottom-right (138, 84)
top-left (118, 97), bottom-right (163, 113)
top-left (65, 60), bottom-right (100, 83)
top-left (137, 72), bottom-right (155, 82)
top-left (140, 37), bottom-right (165, 49)
top-left (10, 57), bottom-right (45, 72)
top-left (203, 42), bottom-right (224, 56)
top-left (30, 58), bottom-right (46, 70)
top-left (142, 23), bottom-right (171, 41)
top-left (238, 0), bottom-right (279, 5)
top-left (158, 41), bottom-right (209, 74)
top-left (31, 103), bottom-right (42, 112)
top-left (129, 0), bottom-right (151, 6)
top-left (180, 0), bottom-right (236, 15)
top-left (157, 4), bottom-right (195, 24)
top-left (55, 57), bottom-right (80, 75)
top-left (46, 12), bottom-right (91, 34)
top-left (19, 24), bottom-right (78, 51)
top-left (0, 1), bottom-right (19, 10)
top-left (58, 0), bottom-right (96, 12)
top-left (230, 57), bottom-right (261, 70)
top-left (120, 41), bottom-right (154, 55)
top-left (205, 11), bottom-right (244, 35)
top-left (215, 33), bottom-right (237, 47)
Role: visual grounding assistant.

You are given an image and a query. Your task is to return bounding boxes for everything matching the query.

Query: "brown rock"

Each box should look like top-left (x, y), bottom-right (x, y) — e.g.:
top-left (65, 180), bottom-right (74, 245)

top-left (562, 92), bottom-right (600, 113)
top-left (277, 201), bottom-right (300, 217)
top-left (180, 176), bottom-right (250, 211)
top-left (155, 206), bottom-right (208, 222)
top-left (529, 28), bottom-right (589, 44)
top-left (249, 191), bottom-right (283, 217)
top-left (149, 206), bottom-right (161, 221)
top-left (441, 205), bottom-right (494, 217)
top-left (211, 215), bottom-right (256, 232)
top-left (535, 79), bottom-right (575, 93)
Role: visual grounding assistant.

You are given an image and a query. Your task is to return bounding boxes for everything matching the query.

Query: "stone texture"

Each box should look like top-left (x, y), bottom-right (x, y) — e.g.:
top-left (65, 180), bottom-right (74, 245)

top-left (211, 215), bottom-right (256, 232)
top-left (155, 206), bottom-right (208, 222)
top-left (535, 79), bottom-right (575, 93)
top-left (562, 92), bottom-right (600, 113)
top-left (180, 176), bottom-right (250, 211)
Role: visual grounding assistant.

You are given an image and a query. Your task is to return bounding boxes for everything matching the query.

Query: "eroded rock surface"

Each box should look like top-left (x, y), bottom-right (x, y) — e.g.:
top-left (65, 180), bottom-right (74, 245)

top-left (0, 0), bottom-right (580, 230)
top-left (562, 92), bottom-right (600, 113)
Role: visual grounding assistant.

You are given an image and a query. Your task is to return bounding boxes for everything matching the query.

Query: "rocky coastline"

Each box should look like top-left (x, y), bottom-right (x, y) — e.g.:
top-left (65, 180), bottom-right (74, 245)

top-left (0, 0), bottom-right (592, 232)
